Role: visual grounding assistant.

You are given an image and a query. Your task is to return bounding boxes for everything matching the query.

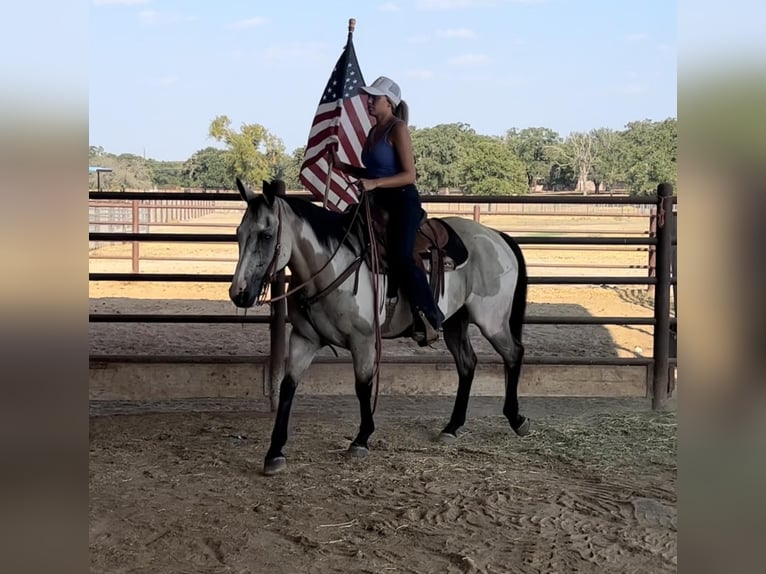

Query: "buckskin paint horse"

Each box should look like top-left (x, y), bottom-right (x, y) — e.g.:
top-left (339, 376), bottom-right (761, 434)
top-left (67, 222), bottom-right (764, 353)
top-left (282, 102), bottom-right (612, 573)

top-left (230, 179), bottom-right (530, 475)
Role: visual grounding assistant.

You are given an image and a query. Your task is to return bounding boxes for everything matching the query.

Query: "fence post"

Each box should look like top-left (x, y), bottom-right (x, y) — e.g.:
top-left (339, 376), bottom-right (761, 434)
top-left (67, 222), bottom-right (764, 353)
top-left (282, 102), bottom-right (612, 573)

top-left (473, 204), bottom-right (481, 223)
top-left (669, 204), bottom-right (678, 395)
top-left (652, 183), bottom-right (673, 410)
top-left (268, 180), bottom-right (287, 412)
top-left (647, 207), bottom-right (657, 293)
top-left (131, 200), bottom-right (140, 273)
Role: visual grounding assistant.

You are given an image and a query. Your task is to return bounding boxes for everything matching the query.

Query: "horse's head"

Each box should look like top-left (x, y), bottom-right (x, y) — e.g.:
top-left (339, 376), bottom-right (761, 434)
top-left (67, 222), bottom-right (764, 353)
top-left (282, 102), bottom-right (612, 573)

top-left (229, 178), bottom-right (287, 308)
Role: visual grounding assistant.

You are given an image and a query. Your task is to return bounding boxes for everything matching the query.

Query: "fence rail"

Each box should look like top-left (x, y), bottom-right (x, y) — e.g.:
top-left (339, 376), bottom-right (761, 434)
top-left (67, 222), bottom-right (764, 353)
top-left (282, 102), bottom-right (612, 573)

top-left (88, 185), bottom-right (677, 409)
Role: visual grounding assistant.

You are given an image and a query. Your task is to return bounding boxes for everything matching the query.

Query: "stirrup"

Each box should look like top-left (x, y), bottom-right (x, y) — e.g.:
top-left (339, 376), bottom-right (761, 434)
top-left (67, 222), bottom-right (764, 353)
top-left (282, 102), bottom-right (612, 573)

top-left (412, 310), bottom-right (439, 346)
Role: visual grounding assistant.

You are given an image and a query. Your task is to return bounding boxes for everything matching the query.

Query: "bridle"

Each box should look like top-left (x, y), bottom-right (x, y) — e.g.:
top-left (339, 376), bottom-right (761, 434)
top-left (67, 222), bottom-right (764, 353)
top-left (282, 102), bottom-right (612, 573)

top-left (254, 192), bottom-right (368, 306)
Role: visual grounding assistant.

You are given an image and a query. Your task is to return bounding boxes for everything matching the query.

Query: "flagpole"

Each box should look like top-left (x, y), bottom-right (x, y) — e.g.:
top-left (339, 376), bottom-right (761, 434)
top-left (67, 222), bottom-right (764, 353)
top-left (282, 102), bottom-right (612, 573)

top-left (322, 18), bottom-right (357, 210)
top-left (323, 155), bottom-right (333, 210)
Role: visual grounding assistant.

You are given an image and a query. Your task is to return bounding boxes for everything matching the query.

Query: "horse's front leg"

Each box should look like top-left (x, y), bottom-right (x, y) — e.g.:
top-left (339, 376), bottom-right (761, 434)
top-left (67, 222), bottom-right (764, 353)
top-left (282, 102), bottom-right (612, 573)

top-left (348, 338), bottom-right (377, 458)
top-left (264, 332), bottom-right (319, 475)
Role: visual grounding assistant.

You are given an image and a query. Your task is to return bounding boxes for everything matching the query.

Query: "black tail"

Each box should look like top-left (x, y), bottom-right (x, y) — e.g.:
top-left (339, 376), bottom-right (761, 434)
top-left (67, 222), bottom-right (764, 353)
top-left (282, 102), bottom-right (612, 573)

top-left (501, 233), bottom-right (527, 341)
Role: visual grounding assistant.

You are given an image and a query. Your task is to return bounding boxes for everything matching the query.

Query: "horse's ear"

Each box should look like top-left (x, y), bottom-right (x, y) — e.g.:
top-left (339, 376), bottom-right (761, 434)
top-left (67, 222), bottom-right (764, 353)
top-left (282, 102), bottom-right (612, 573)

top-left (236, 177), bottom-right (256, 203)
top-left (262, 179), bottom-right (276, 206)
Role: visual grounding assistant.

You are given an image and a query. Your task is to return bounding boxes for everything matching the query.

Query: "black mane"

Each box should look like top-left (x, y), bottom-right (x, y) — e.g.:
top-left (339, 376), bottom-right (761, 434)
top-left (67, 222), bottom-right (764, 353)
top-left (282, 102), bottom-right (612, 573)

top-left (282, 195), bottom-right (356, 250)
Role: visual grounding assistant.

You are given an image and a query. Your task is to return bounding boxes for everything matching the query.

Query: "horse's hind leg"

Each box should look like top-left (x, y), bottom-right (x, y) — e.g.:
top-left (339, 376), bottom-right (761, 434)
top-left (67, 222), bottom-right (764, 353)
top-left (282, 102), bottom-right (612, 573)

top-left (502, 334), bottom-right (529, 436)
top-left (264, 332), bottom-right (320, 475)
top-left (477, 321), bottom-right (530, 437)
top-left (439, 307), bottom-right (477, 442)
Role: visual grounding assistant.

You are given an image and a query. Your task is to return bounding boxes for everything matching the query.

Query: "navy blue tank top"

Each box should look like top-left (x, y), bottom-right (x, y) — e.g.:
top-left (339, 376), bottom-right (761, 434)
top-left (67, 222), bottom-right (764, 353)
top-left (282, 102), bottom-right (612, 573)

top-left (361, 120), bottom-right (403, 179)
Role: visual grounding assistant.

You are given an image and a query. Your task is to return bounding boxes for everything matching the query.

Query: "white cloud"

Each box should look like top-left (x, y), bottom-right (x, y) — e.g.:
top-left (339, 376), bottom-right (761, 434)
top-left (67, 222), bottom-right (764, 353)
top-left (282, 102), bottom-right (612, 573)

top-left (378, 2), bottom-right (400, 11)
top-left (449, 53), bottom-right (490, 66)
top-left (94, 0), bottom-right (150, 5)
top-left (437, 28), bottom-right (475, 39)
top-left (231, 17), bottom-right (268, 30)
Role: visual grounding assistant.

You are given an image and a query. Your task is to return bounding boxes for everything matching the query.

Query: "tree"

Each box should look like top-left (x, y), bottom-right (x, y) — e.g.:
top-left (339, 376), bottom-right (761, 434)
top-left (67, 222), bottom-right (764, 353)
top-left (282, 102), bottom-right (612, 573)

top-left (620, 118), bottom-right (677, 195)
top-left (208, 115), bottom-right (284, 186)
top-left (458, 136), bottom-right (528, 195)
top-left (506, 127), bottom-right (561, 190)
top-left (145, 158), bottom-right (185, 188)
top-left (182, 147), bottom-right (231, 190)
top-left (90, 152), bottom-right (152, 191)
top-left (547, 132), bottom-right (598, 194)
top-left (411, 123), bottom-right (477, 193)
top-left (282, 147), bottom-right (306, 191)
top-left (263, 132), bottom-right (287, 180)
top-left (590, 128), bottom-right (624, 194)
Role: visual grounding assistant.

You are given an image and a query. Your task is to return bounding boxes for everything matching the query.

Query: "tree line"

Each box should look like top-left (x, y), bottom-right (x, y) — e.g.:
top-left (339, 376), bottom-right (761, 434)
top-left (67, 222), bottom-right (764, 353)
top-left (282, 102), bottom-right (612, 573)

top-left (89, 116), bottom-right (676, 196)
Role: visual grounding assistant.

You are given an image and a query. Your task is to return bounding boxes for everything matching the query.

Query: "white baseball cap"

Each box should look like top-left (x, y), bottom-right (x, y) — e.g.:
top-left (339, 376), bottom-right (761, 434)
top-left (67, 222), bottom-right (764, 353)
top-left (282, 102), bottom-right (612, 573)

top-left (360, 76), bottom-right (401, 107)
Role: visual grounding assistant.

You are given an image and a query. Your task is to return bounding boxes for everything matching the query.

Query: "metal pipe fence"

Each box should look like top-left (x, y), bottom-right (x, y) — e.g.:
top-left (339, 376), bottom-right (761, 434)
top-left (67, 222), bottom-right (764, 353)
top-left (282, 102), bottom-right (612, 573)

top-left (89, 185), bottom-right (677, 409)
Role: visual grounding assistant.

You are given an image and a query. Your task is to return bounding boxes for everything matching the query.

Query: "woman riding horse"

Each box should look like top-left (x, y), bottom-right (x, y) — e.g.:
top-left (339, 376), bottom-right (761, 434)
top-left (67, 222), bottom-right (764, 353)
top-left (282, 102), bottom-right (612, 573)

top-left (331, 75), bottom-right (444, 346)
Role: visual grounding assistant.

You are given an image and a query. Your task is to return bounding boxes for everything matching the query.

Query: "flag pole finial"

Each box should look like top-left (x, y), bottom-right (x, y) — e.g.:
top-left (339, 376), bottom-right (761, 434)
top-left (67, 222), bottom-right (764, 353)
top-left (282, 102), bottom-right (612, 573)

top-left (348, 18), bottom-right (356, 35)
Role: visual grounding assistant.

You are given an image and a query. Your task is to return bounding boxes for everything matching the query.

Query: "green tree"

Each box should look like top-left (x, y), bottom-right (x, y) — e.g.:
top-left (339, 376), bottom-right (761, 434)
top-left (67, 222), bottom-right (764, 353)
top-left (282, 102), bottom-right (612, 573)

top-left (458, 136), bottom-right (527, 195)
top-left (91, 152), bottom-right (152, 191)
top-left (411, 123), bottom-right (477, 193)
top-left (282, 147), bottom-right (306, 191)
top-left (182, 147), bottom-right (232, 190)
top-left (209, 115), bottom-right (283, 186)
top-left (506, 127), bottom-right (562, 190)
top-left (620, 118), bottom-right (677, 195)
top-left (145, 158), bottom-right (185, 188)
top-left (590, 128), bottom-right (624, 194)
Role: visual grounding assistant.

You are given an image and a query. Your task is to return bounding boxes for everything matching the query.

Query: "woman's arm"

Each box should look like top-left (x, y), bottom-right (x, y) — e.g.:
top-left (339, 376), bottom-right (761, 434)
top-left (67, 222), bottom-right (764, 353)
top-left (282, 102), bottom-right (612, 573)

top-left (359, 122), bottom-right (417, 191)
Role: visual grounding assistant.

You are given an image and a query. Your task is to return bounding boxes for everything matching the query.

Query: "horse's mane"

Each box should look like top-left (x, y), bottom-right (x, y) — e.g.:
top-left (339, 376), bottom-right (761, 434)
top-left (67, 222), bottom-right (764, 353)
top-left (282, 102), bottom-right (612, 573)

top-left (281, 195), bottom-right (355, 250)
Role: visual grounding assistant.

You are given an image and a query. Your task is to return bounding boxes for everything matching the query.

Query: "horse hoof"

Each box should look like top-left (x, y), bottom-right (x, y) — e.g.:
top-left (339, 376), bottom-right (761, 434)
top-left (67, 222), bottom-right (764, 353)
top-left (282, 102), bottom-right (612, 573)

top-left (514, 417), bottom-right (531, 437)
top-left (437, 432), bottom-right (458, 444)
top-left (347, 444), bottom-right (369, 458)
top-left (263, 456), bottom-right (287, 476)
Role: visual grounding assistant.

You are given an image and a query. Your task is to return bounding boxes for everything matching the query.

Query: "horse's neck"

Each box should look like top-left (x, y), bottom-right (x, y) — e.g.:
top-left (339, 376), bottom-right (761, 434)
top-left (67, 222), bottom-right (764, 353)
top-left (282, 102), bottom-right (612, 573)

top-left (282, 206), bottom-right (357, 290)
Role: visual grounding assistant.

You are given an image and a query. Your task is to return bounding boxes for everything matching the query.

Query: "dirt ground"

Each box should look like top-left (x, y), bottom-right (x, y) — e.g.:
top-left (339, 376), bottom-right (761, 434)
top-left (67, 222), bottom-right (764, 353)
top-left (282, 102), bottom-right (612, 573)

top-left (90, 208), bottom-right (676, 572)
top-left (89, 396), bottom-right (677, 573)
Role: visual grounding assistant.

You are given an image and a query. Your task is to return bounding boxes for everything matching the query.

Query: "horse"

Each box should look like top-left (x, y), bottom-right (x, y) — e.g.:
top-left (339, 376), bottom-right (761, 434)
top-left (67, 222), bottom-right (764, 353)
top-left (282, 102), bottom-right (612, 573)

top-left (230, 178), bottom-right (530, 476)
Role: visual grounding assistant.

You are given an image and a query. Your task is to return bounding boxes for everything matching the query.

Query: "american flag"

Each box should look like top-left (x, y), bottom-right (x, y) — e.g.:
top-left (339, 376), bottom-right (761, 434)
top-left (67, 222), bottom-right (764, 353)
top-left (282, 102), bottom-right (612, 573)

top-left (299, 29), bottom-right (372, 212)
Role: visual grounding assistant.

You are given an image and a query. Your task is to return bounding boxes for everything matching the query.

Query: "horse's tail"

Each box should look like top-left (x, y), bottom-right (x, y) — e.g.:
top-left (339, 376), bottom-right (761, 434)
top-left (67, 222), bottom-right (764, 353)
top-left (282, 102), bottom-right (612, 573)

top-left (500, 232), bottom-right (527, 341)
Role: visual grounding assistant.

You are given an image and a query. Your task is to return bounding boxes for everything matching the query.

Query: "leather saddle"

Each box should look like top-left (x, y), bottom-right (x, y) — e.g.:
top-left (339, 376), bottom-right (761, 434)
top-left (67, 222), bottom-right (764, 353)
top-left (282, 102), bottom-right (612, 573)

top-left (364, 207), bottom-right (468, 303)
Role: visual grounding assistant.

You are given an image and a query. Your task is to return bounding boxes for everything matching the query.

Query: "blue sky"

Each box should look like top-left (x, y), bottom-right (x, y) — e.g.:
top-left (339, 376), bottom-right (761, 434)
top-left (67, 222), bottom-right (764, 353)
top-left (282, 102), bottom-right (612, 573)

top-left (89, 0), bottom-right (677, 161)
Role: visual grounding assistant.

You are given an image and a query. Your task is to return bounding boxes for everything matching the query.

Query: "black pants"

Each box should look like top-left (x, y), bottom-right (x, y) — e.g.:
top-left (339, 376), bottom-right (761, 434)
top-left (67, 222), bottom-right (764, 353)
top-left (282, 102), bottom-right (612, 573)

top-left (372, 186), bottom-right (443, 330)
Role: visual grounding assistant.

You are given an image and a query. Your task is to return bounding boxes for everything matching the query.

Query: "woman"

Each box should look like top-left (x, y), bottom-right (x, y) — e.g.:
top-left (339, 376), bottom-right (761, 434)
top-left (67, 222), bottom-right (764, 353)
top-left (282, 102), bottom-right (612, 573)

top-left (331, 75), bottom-right (444, 345)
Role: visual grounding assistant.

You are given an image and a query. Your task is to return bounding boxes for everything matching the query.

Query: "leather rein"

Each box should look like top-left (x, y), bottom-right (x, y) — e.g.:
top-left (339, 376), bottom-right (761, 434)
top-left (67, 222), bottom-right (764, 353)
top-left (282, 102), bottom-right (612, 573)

top-left (255, 195), bottom-right (367, 307)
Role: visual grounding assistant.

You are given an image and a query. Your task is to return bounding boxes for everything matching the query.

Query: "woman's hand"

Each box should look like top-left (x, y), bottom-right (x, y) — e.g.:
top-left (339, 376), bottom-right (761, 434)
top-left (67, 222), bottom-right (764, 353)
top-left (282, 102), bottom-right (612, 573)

top-left (329, 147), bottom-right (342, 170)
top-left (358, 178), bottom-right (378, 191)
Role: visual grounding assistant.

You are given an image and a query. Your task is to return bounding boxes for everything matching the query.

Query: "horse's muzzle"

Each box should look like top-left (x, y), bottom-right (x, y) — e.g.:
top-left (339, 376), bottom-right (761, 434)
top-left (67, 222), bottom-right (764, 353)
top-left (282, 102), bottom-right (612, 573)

top-left (229, 286), bottom-right (257, 308)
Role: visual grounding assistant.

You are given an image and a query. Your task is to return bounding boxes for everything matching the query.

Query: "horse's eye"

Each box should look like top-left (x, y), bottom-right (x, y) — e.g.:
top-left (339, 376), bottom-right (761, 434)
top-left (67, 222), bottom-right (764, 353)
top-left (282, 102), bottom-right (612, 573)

top-left (261, 232), bottom-right (273, 240)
